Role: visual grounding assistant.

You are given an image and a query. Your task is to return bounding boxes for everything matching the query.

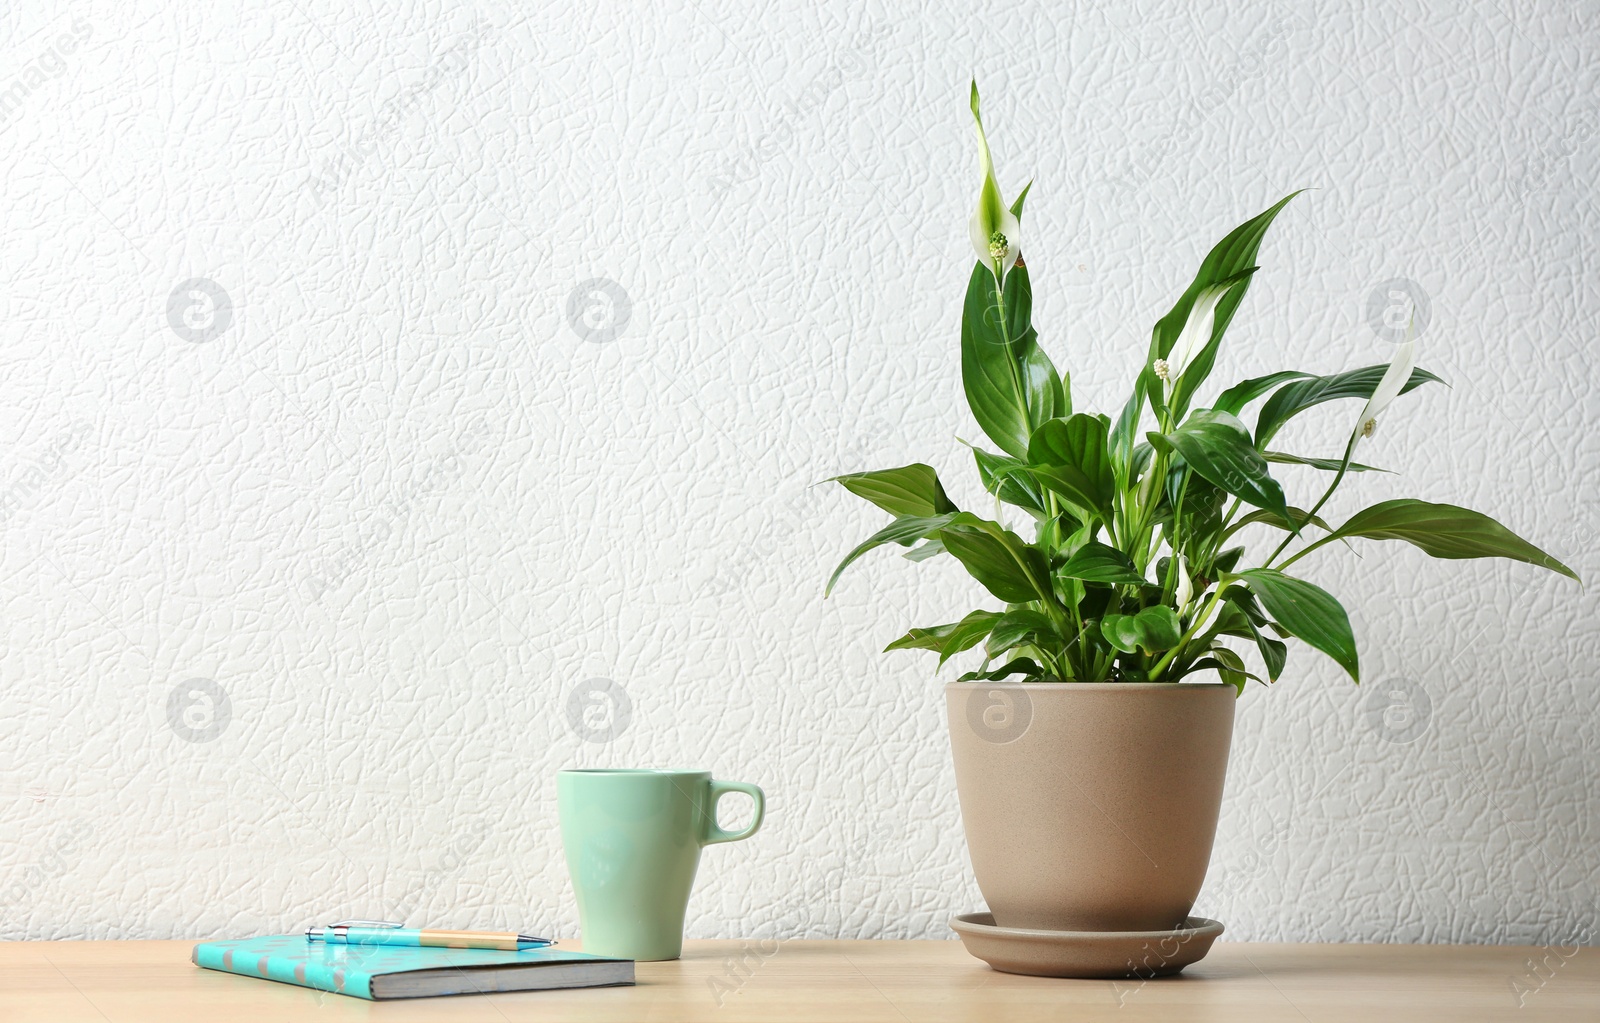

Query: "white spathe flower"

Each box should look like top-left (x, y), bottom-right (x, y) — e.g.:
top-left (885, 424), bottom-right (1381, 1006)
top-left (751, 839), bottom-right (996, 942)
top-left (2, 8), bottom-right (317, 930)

top-left (1163, 284), bottom-right (1231, 383)
top-left (1175, 554), bottom-right (1193, 610)
top-left (1354, 318), bottom-right (1418, 443)
top-left (968, 81), bottom-right (1021, 279)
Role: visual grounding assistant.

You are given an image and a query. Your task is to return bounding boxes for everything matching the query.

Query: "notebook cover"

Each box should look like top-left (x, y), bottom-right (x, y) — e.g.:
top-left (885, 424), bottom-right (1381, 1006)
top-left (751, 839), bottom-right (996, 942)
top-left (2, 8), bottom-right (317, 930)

top-left (192, 935), bottom-right (626, 1000)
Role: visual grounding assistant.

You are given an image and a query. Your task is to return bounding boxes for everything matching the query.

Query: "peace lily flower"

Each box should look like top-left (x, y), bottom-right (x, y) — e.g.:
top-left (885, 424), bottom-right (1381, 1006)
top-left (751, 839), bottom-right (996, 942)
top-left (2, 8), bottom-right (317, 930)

top-left (1175, 554), bottom-right (1194, 610)
top-left (1353, 317), bottom-right (1417, 443)
top-left (968, 81), bottom-right (1022, 281)
top-left (1158, 280), bottom-right (1236, 384)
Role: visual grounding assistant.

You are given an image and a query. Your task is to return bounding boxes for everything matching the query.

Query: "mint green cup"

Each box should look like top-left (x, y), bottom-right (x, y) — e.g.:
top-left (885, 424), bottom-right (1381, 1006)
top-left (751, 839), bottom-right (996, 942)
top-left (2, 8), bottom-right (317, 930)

top-left (558, 769), bottom-right (765, 961)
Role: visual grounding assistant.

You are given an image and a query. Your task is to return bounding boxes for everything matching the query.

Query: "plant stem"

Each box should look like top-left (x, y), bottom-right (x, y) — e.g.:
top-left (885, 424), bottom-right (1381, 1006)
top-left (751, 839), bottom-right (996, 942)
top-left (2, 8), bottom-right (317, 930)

top-left (1148, 581), bottom-right (1230, 681)
top-left (988, 269), bottom-right (1030, 445)
top-left (1161, 470), bottom-right (1192, 603)
top-left (1274, 535), bottom-right (1335, 572)
top-left (1265, 432), bottom-right (1359, 566)
top-left (1210, 497), bottom-right (1241, 563)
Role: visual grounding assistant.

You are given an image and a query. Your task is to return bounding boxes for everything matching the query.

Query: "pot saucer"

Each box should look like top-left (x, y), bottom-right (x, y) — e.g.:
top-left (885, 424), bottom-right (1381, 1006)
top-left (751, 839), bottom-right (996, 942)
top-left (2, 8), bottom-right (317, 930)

top-left (950, 912), bottom-right (1224, 979)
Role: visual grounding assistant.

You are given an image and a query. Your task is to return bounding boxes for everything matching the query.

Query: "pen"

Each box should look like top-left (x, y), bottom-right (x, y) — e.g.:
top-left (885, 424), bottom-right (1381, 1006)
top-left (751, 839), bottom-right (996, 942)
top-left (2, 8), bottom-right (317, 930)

top-left (306, 921), bottom-right (552, 950)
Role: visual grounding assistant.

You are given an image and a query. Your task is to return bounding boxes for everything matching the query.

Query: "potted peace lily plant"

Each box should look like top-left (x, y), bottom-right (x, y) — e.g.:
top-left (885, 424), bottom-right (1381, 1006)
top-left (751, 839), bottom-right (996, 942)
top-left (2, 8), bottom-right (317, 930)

top-left (827, 84), bottom-right (1578, 977)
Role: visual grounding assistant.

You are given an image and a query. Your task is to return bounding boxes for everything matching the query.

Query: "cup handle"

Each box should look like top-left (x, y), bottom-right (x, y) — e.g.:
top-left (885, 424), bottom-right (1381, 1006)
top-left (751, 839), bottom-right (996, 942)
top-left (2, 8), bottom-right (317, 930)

top-left (702, 780), bottom-right (765, 845)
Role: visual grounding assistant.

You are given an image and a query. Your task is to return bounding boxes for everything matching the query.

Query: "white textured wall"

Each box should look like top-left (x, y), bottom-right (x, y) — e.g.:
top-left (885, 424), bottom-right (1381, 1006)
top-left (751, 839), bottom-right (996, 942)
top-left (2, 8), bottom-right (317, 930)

top-left (1, 0), bottom-right (1595, 947)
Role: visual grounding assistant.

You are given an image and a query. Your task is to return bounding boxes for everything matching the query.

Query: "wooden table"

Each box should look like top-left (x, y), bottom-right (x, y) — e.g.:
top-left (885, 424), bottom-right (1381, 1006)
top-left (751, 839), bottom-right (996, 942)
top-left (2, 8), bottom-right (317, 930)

top-left (3, 939), bottom-right (1593, 1021)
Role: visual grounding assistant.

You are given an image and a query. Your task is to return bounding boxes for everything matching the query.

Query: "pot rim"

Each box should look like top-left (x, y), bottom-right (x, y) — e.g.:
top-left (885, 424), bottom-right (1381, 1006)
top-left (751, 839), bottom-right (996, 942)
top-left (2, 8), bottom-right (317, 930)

top-left (944, 681), bottom-right (1233, 691)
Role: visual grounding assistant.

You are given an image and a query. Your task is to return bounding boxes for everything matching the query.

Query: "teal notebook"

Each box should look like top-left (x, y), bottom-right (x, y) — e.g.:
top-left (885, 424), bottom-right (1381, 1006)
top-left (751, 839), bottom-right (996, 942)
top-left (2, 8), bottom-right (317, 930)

top-left (192, 935), bottom-right (634, 1000)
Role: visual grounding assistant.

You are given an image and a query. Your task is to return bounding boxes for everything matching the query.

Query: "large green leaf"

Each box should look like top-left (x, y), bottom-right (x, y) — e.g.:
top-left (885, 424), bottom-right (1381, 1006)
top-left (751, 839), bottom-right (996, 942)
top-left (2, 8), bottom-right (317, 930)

top-left (1168, 470), bottom-right (1227, 554)
top-left (937, 518), bottom-right (1056, 604)
top-left (1254, 365), bottom-right (1444, 447)
top-left (960, 262), bottom-right (1065, 458)
top-left (1007, 262), bottom-right (1069, 428)
top-left (1156, 410), bottom-right (1290, 523)
top-left (1143, 193), bottom-right (1303, 417)
top-left (1187, 647), bottom-right (1258, 693)
top-left (830, 463), bottom-right (957, 518)
top-left (1026, 414), bottom-right (1115, 522)
top-left (1321, 500), bottom-right (1578, 581)
top-left (1100, 605), bottom-right (1182, 654)
top-left (1108, 389), bottom-right (1144, 490)
top-left (1206, 593), bottom-right (1288, 681)
top-left (971, 446), bottom-right (1048, 516)
top-left (1235, 570), bottom-right (1358, 681)
top-left (884, 610), bottom-right (1003, 660)
top-left (1215, 371), bottom-right (1311, 418)
top-left (957, 657), bottom-right (1044, 682)
top-left (1055, 541), bottom-right (1146, 585)
top-left (1224, 506), bottom-right (1330, 537)
top-left (1265, 451), bottom-right (1389, 473)
top-left (986, 608), bottom-right (1057, 658)
top-left (826, 513), bottom-right (958, 595)
top-left (1245, 618), bottom-right (1288, 680)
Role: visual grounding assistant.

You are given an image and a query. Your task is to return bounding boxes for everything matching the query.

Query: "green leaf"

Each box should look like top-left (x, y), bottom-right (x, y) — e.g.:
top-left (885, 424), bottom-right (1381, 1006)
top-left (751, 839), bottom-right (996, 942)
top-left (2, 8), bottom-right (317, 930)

top-left (1322, 499), bottom-right (1579, 582)
top-left (1207, 592), bottom-right (1287, 681)
top-left (937, 517), bottom-right (1056, 605)
top-left (1189, 647), bottom-right (1257, 693)
top-left (884, 610), bottom-right (1003, 658)
top-left (1109, 390), bottom-right (1144, 489)
top-left (1215, 371), bottom-right (1311, 418)
top-left (1158, 409), bottom-right (1290, 523)
top-left (1056, 542), bottom-right (1146, 585)
top-left (1212, 545), bottom-right (1247, 574)
top-left (957, 657), bottom-right (1044, 682)
top-left (826, 513), bottom-right (957, 595)
top-left (1136, 605), bottom-right (1183, 649)
top-left (1099, 605), bottom-right (1182, 654)
top-left (1225, 506), bottom-right (1330, 537)
top-left (904, 538), bottom-right (946, 562)
top-left (1007, 263), bottom-right (1069, 428)
top-left (971, 446), bottom-right (1047, 516)
top-left (830, 463), bottom-right (958, 518)
top-left (1142, 193), bottom-right (1303, 418)
top-left (1026, 414), bottom-right (1115, 522)
top-left (1264, 451), bottom-right (1389, 473)
top-left (1009, 181), bottom-right (1032, 219)
top-left (1254, 365), bottom-right (1444, 447)
top-left (1247, 620), bottom-right (1288, 680)
top-left (961, 265), bottom-right (1029, 457)
top-left (986, 609), bottom-right (1057, 658)
top-left (1236, 569), bottom-right (1359, 681)
top-left (961, 263), bottom-right (1065, 458)
top-left (1169, 470), bottom-right (1227, 554)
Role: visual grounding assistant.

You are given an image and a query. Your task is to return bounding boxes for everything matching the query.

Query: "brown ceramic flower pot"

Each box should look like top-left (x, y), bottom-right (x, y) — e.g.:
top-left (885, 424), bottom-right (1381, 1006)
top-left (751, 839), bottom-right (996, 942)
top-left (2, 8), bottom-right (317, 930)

top-left (947, 682), bottom-right (1236, 932)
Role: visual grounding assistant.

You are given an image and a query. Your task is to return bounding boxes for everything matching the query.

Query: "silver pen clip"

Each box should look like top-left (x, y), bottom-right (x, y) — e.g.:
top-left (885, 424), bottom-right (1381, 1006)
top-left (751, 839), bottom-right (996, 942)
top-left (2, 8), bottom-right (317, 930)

top-left (306, 919), bottom-right (404, 941)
